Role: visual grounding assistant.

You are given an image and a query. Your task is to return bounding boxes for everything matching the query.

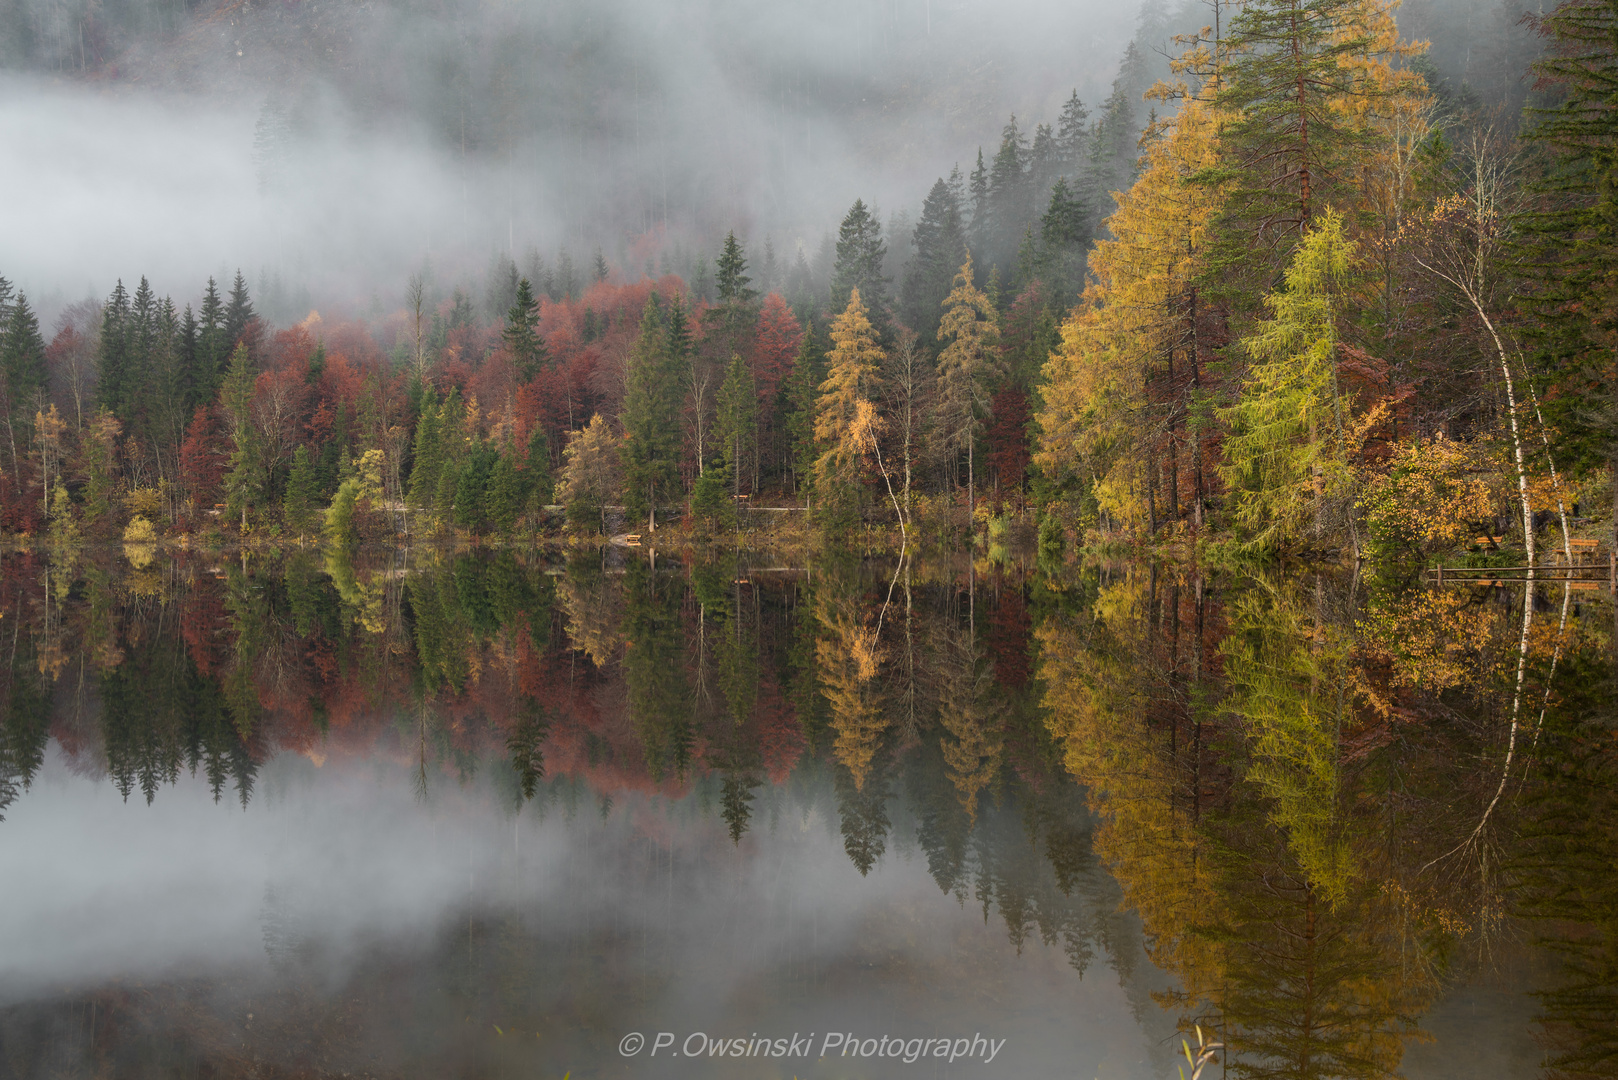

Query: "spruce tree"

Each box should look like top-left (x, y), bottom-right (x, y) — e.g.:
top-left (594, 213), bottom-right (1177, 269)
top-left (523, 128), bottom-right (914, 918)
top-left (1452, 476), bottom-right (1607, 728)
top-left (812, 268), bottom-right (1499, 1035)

top-left (1213, 0), bottom-right (1380, 271)
top-left (197, 277), bottom-right (227, 394)
top-left (937, 255), bottom-right (999, 519)
top-left (224, 270), bottom-right (256, 354)
top-left (485, 446), bottom-right (525, 534)
top-left (830, 200), bottom-right (890, 339)
top-left (968, 150), bottom-right (991, 256)
top-left (902, 178), bottom-right (969, 345)
top-left (1055, 90), bottom-right (1091, 174)
top-left (524, 423), bottom-right (554, 506)
top-left (221, 344), bottom-right (261, 530)
top-left (715, 232), bottom-right (757, 307)
top-left (1519, 0), bottom-right (1618, 488)
top-left (784, 324), bottom-right (825, 504)
top-left (96, 281), bottom-right (131, 414)
top-left (1, 291), bottom-right (46, 411)
top-left (716, 352), bottom-right (757, 495)
top-left (503, 277), bottom-right (548, 383)
top-left (620, 295), bottom-right (683, 528)
top-left (986, 116), bottom-right (1030, 276)
top-left (408, 389), bottom-right (442, 511)
top-left (283, 445), bottom-right (319, 534)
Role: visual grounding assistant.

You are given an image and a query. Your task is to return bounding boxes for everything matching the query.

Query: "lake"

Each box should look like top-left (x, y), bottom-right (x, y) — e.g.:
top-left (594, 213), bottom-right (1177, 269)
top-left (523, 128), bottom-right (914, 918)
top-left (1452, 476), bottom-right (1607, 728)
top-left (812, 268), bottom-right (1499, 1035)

top-left (0, 547), bottom-right (1609, 1079)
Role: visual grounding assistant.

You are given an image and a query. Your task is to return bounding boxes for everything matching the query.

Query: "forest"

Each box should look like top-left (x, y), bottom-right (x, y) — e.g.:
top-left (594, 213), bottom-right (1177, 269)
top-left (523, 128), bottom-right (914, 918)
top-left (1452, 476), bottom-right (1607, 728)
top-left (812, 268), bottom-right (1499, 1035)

top-left (0, 0), bottom-right (1612, 563)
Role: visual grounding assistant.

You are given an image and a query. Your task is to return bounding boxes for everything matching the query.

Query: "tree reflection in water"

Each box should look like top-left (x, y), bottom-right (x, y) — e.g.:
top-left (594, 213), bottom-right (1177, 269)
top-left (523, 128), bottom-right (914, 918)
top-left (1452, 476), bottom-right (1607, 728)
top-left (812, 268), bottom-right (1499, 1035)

top-left (0, 551), bottom-right (1612, 1079)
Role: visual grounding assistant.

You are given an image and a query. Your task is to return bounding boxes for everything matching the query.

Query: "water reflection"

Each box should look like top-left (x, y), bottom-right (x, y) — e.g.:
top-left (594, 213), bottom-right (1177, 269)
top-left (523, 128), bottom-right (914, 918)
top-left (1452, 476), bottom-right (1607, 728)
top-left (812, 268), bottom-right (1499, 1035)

top-left (0, 551), bottom-right (1613, 1079)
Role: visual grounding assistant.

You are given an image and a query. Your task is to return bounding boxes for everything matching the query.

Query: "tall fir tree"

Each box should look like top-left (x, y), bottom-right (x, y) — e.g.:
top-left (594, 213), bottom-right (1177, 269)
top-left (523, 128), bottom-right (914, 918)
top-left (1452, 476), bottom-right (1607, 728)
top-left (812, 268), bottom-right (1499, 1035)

top-left (902, 177), bottom-right (970, 347)
top-left (830, 200), bottom-right (891, 339)
top-left (621, 294), bottom-right (683, 528)
top-left (503, 277), bottom-right (548, 383)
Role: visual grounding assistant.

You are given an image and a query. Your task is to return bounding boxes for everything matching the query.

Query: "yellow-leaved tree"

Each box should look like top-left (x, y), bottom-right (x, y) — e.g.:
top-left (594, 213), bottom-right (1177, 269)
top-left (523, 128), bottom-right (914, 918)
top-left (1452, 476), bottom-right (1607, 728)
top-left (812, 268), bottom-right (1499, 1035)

top-left (1034, 97), bottom-right (1230, 534)
top-left (814, 288), bottom-right (886, 529)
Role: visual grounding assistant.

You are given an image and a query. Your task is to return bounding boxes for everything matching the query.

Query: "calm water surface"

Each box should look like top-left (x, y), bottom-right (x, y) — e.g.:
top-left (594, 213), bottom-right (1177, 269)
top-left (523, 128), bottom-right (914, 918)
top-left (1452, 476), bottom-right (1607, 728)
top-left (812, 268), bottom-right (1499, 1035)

top-left (0, 549), bottom-right (1611, 1079)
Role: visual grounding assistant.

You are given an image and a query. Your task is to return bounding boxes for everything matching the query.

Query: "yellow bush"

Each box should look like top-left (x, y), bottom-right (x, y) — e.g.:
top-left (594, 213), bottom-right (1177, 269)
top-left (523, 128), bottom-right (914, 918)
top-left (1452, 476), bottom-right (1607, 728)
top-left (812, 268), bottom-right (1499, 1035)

top-left (1361, 435), bottom-right (1497, 555)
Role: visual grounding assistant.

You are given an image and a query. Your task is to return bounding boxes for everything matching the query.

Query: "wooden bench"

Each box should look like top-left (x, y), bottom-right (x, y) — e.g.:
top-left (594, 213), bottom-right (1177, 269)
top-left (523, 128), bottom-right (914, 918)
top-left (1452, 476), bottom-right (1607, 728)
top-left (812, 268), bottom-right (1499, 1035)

top-left (1473, 535), bottom-right (1504, 548)
top-left (625, 534), bottom-right (641, 546)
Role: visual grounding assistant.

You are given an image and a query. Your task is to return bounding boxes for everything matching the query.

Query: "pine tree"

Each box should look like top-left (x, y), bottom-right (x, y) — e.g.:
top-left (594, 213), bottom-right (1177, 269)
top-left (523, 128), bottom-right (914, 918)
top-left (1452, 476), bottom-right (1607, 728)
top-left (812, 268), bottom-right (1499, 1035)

top-left (937, 254), bottom-right (999, 519)
top-left (830, 200), bottom-right (890, 338)
top-left (503, 277), bottom-right (548, 382)
top-left (593, 248), bottom-right (609, 283)
top-left (283, 445), bottom-right (319, 534)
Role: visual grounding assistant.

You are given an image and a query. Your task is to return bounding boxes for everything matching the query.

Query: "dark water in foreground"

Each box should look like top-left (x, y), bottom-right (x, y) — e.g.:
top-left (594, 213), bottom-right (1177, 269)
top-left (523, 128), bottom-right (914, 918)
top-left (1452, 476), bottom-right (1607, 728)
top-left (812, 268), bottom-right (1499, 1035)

top-left (0, 548), bottom-right (1612, 1079)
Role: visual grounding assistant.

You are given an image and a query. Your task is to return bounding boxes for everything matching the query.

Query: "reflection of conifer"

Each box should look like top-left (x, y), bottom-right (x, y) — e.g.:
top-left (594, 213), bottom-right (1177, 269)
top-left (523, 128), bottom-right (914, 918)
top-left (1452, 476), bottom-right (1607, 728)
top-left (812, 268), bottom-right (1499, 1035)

top-left (507, 696), bottom-right (550, 801)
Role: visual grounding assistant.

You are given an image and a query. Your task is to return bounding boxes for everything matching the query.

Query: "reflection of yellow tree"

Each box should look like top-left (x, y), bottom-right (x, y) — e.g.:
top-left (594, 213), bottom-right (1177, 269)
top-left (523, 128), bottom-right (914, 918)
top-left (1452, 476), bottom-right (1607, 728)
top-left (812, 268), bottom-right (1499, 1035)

top-left (559, 558), bottom-right (623, 668)
top-left (1038, 572), bottom-right (1224, 1003)
top-left (935, 622), bottom-right (1001, 821)
top-left (1223, 580), bottom-right (1356, 907)
top-left (816, 589), bottom-right (888, 790)
top-left (1041, 570), bottom-right (1438, 1077)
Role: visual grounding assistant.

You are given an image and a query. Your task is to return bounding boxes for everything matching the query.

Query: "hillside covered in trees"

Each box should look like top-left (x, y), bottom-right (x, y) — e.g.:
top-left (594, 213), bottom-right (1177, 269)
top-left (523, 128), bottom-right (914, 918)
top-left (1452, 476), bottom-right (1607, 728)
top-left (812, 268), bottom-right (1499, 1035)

top-left (0, 0), bottom-right (1610, 563)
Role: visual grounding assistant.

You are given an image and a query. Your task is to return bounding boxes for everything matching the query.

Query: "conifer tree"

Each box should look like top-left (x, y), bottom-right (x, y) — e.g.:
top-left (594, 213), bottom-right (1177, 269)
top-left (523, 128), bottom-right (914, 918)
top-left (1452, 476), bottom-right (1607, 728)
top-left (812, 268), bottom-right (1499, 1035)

top-left (716, 352), bottom-right (757, 495)
top-left (486, 447), bottom-right (525, 532)
top-left (830, 200), bottom-right (890, 338)
top-left (224, 270), bottom-right (257, 356)
top-left (715, 232), bottom-right (757, 307)
top-left (197, 276), bottom-right (227, 395)
top-left (221, 344), bottom-right (261, 530)
top-left (1213, 0), bottom-right (1384, 273)
top-left (814, 289), bottom-right (885, 527)
top-left (95, 281), bottom-right (130, 414)
top-left (283, 445), bottom-right (319, 534)
top-left (968, 150), bottom-right (991, 255)
top-left (1219, 210), bottom-right (1360, 550)
top-left (1055, 90), bottom-right (1091, 173)
top-left (1, 291), bottom-right (45, 411)
top-left (503, 277), bottom-right (548, 383)
top-left (902, 177), bottom-right (970, 346)
top-left (785, 324), bottom-right (825, 505)
top-left (524, 424), bottom-right (554, 507)
top-left (0, 291), bottom-right (45, 477)
top-left (1519, 0), bottom-right (1618, 495)
top-left (620, 295), bottom-right (682, 528)
top-left (408, 388), bottom-right (442, 512)
top-left (937, 255), bottom-right (999, 519)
